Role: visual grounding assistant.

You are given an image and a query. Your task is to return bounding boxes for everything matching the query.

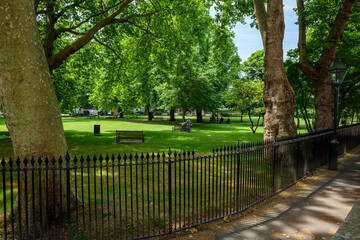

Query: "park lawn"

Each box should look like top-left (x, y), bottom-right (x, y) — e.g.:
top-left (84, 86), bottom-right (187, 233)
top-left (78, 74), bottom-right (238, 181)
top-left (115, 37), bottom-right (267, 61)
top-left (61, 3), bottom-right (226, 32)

top-left (0, 115), bottom-right (309, 158)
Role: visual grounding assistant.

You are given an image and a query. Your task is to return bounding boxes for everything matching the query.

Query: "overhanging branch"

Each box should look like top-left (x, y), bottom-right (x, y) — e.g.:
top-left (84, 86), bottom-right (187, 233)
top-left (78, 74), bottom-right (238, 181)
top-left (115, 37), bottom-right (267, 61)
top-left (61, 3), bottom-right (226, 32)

top-left (93, 36), bottom-right (121, 59)
top-left (55, 0), bottom-right (87, 19)
top-left (318, 0), bottom-right (356, 68)
top-left (55, 1), bottom-right (126, 36)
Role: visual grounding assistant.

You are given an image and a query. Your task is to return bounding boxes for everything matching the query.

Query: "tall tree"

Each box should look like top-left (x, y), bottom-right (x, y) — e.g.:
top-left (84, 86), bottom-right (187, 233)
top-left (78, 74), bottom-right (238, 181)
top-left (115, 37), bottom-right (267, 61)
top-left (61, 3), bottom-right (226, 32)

top-left (0, 0), bottom-right (73, 235)
top-left (241, 50), bottom-right (265, 81)
top-left (336, 3), bottom-right (360, 124)
top-left (212, 0), bottom-right (296, 139)
top-left (0, 0), bottom-right (170, 235)
top-left (297, 0), bottom-right (356, 130)
top-left (252, 0), bottom-right (297, 139)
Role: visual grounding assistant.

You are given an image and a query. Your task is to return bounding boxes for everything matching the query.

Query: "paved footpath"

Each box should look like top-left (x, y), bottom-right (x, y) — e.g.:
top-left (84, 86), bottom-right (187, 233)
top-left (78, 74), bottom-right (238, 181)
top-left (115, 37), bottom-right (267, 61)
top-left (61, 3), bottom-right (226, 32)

top-left (215, 152), bottom-right (360, 240)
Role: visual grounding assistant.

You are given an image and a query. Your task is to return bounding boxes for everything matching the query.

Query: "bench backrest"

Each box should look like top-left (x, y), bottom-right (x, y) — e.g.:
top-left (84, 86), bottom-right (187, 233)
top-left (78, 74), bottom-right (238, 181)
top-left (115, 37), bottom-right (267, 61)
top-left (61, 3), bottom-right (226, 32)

top-left (116, 130), bottom-right (143, 138)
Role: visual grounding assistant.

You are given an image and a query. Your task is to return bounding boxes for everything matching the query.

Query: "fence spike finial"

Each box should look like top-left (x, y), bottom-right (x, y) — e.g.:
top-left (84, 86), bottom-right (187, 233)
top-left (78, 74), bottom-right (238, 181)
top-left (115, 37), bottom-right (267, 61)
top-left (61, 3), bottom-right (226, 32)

top-left (66, 151), bottom-right (70, 162)
top-left (9, 157), bottom-right (14, 167)
top-left (30, 156), bottom-right (35, 166)
top-left (16, 157), bottom-right (21, 166)
top-left (140, 153), bottom-right (144, 162)
top-left (134, 153), bottom-right (139, 163)
top-left (151, 152), bottom-right (155, 161)
top-left (44, 156), bottom-right (49, 166)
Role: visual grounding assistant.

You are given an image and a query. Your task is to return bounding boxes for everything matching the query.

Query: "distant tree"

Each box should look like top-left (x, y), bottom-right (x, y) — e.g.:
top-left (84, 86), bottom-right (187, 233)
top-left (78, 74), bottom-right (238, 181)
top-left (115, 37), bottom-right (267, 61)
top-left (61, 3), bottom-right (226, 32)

top-left (154, 3), bottom-right (241, 122)
top-left (227, 79), bottom-right (265, 133)
top-left (242, 50), bottom-right (265, 81)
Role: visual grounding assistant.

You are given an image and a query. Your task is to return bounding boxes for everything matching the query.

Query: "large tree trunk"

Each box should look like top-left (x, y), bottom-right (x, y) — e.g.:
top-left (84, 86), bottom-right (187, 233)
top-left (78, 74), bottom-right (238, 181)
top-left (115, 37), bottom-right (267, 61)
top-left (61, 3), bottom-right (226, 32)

top-left (145, 104), bottom-right (153, 121)
top-left (0, 0), bottom-right (73, 237)
top-left (148, 112), bottom-right (154, 121)
top-left (169, 108), bottom-right (175, 121)
top-left (182, 107), bottom-right (187, 122)
top-left (297, 0), bottom-right (355, 130)
top-left (295, 108), bottom-right (300, 128)
top-left (196, 110), bottom-right (203, 123)
top-left (254, 0), bottom-right (297, 140)
top-left (313, 75), bottom-right (333, 130)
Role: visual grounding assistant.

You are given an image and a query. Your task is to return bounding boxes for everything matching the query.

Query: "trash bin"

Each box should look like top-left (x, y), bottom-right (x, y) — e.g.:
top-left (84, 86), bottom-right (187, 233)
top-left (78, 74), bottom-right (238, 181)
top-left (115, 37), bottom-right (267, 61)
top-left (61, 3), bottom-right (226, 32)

top-left (94, 125), bottom-right (100, 136)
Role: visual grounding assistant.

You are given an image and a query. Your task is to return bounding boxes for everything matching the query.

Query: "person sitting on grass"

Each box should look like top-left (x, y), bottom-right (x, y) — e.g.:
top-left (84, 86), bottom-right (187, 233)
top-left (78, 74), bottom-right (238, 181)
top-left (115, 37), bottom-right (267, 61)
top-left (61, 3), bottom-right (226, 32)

top-left (219, 116), bottom-right (224, 124)
top-left (226, 118), bottom-right (231, 124)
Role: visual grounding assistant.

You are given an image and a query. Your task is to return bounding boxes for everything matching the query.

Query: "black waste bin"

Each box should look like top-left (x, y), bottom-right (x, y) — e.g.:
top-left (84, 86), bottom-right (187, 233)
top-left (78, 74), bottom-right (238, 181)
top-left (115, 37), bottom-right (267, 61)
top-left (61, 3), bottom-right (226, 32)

top-left (94, 125), bottom-right (100, 136)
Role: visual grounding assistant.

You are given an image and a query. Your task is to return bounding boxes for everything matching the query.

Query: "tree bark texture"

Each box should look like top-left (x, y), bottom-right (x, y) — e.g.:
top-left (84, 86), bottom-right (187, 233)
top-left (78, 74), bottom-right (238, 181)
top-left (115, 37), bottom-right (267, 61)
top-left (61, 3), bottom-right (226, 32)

top-left (169, 108), bottom-right (175, 121)
top-left (297, 0), bottom-right (356, 130)
top-left (0, 0), bottom-right (73, 236)
top-left (182, 107), bottom-right (187, 122)
top-left (196, 110), bottom-right (203, 123)
top-left (148, 112), bottom-right (154, 121)
top-left (253, 0), bottom-right (297, 140)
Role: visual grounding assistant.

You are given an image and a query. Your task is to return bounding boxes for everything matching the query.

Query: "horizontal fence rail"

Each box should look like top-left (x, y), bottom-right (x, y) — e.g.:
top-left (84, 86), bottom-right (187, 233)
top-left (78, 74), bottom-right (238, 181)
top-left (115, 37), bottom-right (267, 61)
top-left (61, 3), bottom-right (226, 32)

top-left (1, 124), bottom-right (360, 239)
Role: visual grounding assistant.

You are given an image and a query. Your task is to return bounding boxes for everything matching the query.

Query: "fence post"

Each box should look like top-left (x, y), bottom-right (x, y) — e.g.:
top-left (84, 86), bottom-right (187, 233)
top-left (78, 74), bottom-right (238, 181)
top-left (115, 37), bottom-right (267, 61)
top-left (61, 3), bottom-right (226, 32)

top-left (66, 152), bottom-right (71, 239)
top-left (296, 135), bottom-right (301, 180)
top-left (236, 141), bottom-right (241, 211)
top-left (272, 137), bottom-right (277, 194)
top-left (1, 158), bottom-right (7, 240)
top-left (168, 148), bottom-right (172, 233)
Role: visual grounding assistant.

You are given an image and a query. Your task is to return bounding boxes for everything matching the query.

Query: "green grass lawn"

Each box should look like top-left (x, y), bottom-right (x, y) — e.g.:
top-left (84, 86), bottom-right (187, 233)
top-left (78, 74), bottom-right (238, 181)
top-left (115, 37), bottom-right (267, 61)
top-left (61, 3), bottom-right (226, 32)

top-left (0, 115), bottom-right (309, 157)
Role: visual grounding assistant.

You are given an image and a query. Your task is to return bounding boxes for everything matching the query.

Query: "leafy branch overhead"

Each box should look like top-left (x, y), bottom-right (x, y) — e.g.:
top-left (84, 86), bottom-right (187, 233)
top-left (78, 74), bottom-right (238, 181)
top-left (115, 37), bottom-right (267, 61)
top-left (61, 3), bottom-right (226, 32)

top-left (35, 0), bottom-right (166, 71)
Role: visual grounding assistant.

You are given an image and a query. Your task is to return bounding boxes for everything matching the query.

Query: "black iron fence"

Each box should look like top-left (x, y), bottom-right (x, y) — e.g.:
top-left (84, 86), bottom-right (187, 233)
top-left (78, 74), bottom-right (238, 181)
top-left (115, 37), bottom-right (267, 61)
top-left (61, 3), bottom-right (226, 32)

top-left (1, 124), bottom-right (360, 239)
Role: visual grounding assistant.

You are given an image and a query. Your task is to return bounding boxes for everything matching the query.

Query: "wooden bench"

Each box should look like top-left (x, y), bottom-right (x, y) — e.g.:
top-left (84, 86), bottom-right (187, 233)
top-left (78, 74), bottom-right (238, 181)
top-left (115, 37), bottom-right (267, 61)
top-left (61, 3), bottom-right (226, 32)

top-left (172, 125), bottom-right (182, 133)
top-left (154, 116), bottom-right (164, 120)
top-left (116, 130), bottom-right (145, 143)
